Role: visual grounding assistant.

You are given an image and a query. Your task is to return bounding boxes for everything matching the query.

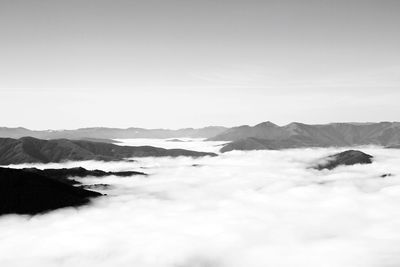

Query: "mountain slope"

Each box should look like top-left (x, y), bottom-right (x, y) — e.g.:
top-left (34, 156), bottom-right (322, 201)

top-left (0, 137), bottom-right (217, 165)
top-left (220, 136), bottom-right (321, 152)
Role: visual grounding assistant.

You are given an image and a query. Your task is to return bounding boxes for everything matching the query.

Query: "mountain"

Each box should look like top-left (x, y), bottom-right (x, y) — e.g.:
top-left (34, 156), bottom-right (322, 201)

top-left (211, 121), bottom-right (400, 152)
top-left (314, 150), bottom-right (373, 170)
top-left (0, 137), bottom-right (217, 165)
top-left (0, 126), bottom-right (227, 140)
top-left (208, 121), bottom-right (284, 141)
top-left (0, 167), bottom-right (102, 215)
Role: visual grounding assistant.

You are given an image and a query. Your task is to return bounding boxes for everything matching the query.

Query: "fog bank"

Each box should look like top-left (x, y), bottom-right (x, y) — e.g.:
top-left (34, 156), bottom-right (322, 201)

top-left (1, 140), bottom-right (400, 267)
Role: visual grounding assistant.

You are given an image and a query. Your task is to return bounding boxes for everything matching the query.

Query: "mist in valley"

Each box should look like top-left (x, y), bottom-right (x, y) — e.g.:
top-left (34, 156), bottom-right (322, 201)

top-left (1, 140), bottom-right (400, 267)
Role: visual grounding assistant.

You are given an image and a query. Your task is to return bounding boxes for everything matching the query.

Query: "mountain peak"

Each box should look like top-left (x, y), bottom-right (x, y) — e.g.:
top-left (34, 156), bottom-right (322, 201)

top-left (254, 121), bottom-right (278, 128)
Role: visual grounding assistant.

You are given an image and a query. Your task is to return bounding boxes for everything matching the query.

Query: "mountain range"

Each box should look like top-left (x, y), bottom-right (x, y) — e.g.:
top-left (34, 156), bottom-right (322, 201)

top-left (209, 121), bottom-right (400, 152)
top-left (1, 122), bottom-right (400, 154)
top-left (0, 126), bottom-right (227, 140)
top-left (0, 137), bottom-right (216, 165)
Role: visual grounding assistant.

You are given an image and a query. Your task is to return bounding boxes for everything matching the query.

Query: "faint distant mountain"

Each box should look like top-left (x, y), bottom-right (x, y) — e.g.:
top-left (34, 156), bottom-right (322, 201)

top-left (0, 137), bottom-right (217, 165)
top-left (211, 121), bottom-right (400, 152)
top-left (0, 126), bottom-right (227, 140)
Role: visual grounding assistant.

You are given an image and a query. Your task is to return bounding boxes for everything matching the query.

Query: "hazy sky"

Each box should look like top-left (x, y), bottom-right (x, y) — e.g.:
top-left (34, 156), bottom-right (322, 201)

top-left (0, 0), bottom-right (399, 129)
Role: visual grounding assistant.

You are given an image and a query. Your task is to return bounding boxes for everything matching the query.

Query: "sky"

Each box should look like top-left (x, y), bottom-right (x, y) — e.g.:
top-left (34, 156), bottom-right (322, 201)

top-left (0, 0), bottom-right (399, 130)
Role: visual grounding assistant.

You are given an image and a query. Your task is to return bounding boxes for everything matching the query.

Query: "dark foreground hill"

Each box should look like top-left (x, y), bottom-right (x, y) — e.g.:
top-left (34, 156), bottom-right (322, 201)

top-left (212, 121), bottom-right (400, 152)
top-left (314, 150), bottom-right (373, 170)
top-left (0, 137), bottom-right (217, 165)
top-left (0, 167), bottom-right (102, 215)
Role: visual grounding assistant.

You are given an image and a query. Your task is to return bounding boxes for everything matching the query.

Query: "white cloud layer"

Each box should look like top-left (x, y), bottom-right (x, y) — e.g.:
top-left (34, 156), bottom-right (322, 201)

top-left (1, 140), bottom-right (400, 267)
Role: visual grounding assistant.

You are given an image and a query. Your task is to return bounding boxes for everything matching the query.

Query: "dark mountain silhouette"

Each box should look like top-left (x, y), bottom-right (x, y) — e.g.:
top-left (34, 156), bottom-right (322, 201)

top-left (211, 121), bottom-right (400, 152)
top-left (22, 167), bottom-right (146, 185)
top-left (0, 126), bottom-right (227, 140)
top-left (0, 137), bottom-right (217, 165)
top-left (0, 167), bottom-right (102, 215)
top-left (314, 150), bottom-right (373, 170)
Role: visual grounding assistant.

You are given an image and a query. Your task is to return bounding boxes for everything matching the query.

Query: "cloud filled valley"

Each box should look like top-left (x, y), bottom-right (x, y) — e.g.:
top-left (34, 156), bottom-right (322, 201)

top-left (1, 140), bottom-right (400, 267)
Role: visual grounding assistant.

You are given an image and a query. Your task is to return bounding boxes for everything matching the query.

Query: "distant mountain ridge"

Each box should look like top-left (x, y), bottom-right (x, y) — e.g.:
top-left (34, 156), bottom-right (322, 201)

top-left (0, 126), bottom-right (227, 140)
top-left (0, 137), bottom-right (216, 165)
top-left (209, 121), bottom-right (400, 152)
top-left (2, 122), bottom-right (400, 153)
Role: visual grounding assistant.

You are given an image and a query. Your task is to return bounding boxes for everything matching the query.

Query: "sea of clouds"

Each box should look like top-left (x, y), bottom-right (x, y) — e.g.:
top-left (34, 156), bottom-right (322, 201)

top-left (1, 139), bottom-right (400, 267)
